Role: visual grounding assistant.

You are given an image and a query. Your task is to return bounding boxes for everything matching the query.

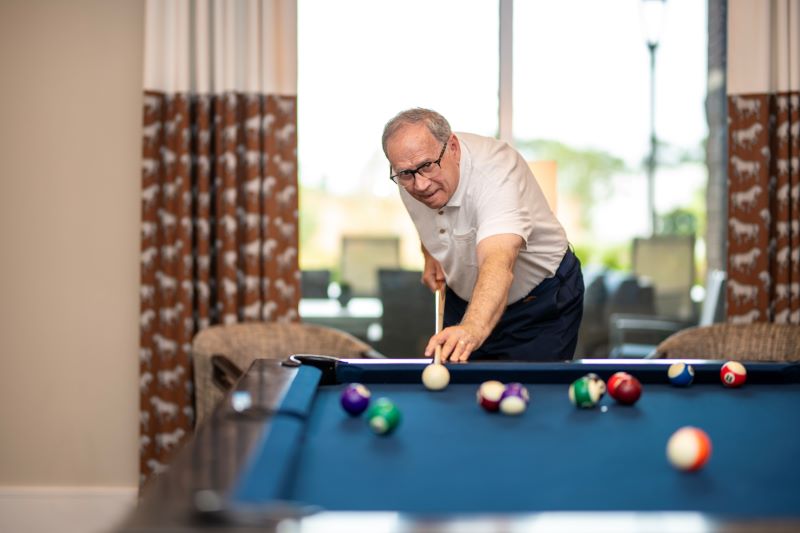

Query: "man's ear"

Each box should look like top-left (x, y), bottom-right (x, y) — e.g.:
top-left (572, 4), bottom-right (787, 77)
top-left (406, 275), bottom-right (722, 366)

top-left (448, 134), bottom-right (461, 164)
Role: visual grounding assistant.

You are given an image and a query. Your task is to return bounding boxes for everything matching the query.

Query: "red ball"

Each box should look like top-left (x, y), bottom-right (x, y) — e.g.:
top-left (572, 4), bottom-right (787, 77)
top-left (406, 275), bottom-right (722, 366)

top-left (611, 375), bottom-right (642, 405)
top-left (608, 372), bottom-right (632, 396)
top-left (720, 361), bottom-right (747, 388)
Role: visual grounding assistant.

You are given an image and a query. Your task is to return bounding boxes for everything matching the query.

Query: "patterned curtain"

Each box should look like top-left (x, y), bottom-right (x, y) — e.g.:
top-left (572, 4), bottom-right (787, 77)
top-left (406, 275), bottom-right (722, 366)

top-left (726, 1), bottom-right (799, 325)
top-left (139, 0), bottom-right (298, 485)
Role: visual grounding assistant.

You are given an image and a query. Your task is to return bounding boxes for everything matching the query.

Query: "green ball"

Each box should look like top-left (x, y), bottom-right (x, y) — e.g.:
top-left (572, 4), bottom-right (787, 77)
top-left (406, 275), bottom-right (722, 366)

top-left (366, 397), bottom-right (401, 435)
top-left (569, 376), bottom-right (600, 408)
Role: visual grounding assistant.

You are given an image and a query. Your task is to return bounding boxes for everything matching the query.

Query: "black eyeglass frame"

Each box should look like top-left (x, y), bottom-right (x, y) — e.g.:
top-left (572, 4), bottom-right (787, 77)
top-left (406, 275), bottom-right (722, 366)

top-left (389, 141), bottom-right (448, 185)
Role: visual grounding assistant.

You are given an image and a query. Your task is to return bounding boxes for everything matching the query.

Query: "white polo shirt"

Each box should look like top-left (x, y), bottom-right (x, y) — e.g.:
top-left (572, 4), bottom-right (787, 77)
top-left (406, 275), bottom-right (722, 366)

top-left (399, 132), bottom-right (568, 304)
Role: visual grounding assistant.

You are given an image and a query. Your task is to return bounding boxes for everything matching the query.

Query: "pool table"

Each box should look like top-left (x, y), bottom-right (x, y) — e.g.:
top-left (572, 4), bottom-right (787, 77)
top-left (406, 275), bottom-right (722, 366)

top-left (119, 356), bottom-right (800, 532)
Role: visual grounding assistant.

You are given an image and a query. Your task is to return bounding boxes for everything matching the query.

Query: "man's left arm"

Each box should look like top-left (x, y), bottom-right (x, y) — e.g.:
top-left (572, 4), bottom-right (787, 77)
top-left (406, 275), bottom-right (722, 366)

top-left (424, 233), bottom-right (524, 362)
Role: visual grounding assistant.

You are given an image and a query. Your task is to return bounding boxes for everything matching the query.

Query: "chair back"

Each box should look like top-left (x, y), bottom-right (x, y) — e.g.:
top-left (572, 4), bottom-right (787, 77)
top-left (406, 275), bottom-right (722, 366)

top-left (340, 235), bottom-right (401, 296)
top-left (192, 322), bottom-right (375, 426)
top-left (633, 235), bottom-right (695, 320)
top-left (377, 269), bottom-right (434, 357)
top-left (653, 323), bottom-right (800, 360)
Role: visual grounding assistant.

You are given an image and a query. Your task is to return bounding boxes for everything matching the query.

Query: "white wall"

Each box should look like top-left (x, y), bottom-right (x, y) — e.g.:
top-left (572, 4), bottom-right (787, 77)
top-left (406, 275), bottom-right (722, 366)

top-left (0, 0), bottom-right (144, 524)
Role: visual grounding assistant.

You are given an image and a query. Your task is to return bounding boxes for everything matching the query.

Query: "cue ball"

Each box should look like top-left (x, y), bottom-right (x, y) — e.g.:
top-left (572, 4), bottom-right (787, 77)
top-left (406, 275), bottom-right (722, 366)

top-left (668, 362), bottom-right (695, 387)
top-left (477, 380), bottom-right (506, 412)
top-left (340, 383), bottom-right (371, 416)
top-left (666, 426), bottom-right (712, 471)
top-left (720, 361), bottom-right (747, 387)
top-left (422, 363), bottom-right (450, 391)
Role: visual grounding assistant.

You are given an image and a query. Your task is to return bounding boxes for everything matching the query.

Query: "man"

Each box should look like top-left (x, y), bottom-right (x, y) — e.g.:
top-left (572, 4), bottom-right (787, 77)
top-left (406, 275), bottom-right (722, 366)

top-left (382, 108), bottom-right (583, 362)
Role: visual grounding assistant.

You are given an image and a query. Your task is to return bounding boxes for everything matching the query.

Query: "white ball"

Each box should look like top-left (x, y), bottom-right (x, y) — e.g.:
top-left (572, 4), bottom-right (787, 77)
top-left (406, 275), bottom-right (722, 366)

top-left (422, 364), bottom-right (450, 391)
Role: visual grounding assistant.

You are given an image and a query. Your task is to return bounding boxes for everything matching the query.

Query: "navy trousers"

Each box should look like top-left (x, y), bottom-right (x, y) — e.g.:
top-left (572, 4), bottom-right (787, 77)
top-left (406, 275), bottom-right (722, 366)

top-left (444, 249), bottom-right (584, 362)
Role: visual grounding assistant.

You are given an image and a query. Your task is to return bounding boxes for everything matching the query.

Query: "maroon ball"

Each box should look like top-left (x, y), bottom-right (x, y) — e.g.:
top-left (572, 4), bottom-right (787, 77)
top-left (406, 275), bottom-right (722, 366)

top-left (612, 376), bottom-right (642, 405)
top-left (477, 380), bottom-right (505, 412)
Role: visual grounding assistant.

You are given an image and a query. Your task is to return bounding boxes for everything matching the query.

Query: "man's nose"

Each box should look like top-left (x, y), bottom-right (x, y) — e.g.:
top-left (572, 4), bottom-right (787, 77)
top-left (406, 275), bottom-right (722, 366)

top-left (413, 173), bottom-right (432, 190)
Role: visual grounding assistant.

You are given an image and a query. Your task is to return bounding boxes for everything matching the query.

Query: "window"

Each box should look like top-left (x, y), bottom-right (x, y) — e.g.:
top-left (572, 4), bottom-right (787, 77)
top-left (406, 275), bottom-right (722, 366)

top-left (298, 0), bottom-right (709, 290)
top-left (298, 0), bottom-right (499, 280)
top-left (513, 0), bottom-right (708, 272)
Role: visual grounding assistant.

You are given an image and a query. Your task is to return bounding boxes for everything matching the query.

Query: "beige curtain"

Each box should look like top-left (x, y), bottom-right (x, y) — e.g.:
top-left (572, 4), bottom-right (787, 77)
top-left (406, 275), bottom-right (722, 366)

top-left (727, 0), bottom-right (799, 324)
top-left (139, 0), bottom-right (297, 486)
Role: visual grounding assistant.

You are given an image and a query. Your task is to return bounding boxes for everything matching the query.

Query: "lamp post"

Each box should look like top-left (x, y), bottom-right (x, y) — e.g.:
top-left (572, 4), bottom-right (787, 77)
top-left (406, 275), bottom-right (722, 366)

top-left (640, 0), bottom-right (665, 236)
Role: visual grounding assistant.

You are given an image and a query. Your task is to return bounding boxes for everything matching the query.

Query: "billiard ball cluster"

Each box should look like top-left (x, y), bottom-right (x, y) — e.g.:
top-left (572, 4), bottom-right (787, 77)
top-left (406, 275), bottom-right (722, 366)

top-left (667, 360), bottom-right (747, 389)
top-left (340, 359), bottom-right (748, 468)
top-left (661, 360), bottom-right (747, 471)
top-left (340, 383), bottom-right (401, 435)
top-left (477, 380), bottom-right (530, 415)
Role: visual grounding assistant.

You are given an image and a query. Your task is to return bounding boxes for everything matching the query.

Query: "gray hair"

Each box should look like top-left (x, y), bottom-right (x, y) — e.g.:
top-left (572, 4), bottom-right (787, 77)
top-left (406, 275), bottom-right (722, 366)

top-left (381, 108), bottom-right (452, 157)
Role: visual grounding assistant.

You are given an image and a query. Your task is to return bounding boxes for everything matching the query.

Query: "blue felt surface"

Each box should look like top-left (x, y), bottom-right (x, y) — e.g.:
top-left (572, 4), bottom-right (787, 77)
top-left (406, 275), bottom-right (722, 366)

top-left (230, 362), bottom-right (800, 516)
top-left (280, 381), bottom-right (800, 515)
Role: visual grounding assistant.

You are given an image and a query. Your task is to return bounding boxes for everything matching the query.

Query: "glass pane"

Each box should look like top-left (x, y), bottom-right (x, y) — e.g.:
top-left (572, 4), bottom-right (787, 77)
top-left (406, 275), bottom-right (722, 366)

top-left (513, 0), bottom-right (710, 357)
top-left (298, 0), bottom-right (499, 278)
top-left (513, 0), bottom-right (708, 270)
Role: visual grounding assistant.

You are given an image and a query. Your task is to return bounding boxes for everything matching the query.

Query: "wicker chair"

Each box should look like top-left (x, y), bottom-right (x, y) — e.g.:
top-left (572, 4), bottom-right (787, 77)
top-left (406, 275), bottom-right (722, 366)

top-left (650, 323), bottom-right (800, 361)
top-left (192, 322), bottom-right (381, 426)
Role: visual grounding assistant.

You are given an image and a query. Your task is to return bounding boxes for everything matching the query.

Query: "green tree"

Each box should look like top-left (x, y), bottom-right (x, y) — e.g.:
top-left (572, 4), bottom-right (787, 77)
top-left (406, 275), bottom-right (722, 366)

top-left (515, 139), bottom-right (627, 229)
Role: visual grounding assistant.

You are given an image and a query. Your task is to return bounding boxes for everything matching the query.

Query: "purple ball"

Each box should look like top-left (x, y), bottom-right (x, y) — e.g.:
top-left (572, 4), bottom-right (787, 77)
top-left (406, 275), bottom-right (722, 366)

top-left (340, 383), bottom-right (371, 416)
top-left (499, 382), bottom-right (530, 415)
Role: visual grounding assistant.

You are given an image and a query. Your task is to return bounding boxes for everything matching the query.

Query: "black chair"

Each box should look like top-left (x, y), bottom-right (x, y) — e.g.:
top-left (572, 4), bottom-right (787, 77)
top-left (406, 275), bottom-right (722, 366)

top-left (575, 268), bottom-right (656, 358)
top-left (609, 270), bottom-right (727, 358)
top-left (376, 269), bottom-right (434, 358)
top-left (300, 269), bottom-right (331, 299)
top-left (632, 235), bottom-right (696, 320)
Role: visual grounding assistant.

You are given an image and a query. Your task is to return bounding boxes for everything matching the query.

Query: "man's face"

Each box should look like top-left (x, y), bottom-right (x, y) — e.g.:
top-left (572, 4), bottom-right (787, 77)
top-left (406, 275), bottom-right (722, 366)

top-left (386, 124), bottom-right (459, 210)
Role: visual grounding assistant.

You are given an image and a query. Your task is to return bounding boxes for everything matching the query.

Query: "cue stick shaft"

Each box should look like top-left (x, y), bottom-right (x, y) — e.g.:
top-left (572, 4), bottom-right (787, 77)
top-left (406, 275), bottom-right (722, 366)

top-left (434, 288), bottom-right (445, 365)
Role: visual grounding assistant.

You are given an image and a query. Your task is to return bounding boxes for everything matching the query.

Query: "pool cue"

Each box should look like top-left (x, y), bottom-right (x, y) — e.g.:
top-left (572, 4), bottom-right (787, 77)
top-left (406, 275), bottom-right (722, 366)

top-left (434, 287), bottom-right (445, 365)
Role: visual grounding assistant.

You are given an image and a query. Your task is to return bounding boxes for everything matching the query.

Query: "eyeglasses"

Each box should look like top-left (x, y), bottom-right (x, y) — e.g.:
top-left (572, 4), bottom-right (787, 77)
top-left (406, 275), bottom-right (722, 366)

top-left (389, 142), bottom-right (448, 186)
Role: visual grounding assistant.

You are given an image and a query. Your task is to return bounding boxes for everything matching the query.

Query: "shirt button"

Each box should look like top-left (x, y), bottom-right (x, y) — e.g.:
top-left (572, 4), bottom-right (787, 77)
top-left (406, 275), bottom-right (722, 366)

top-left (439, 229), bottom-right (446, 234)
top-left (438, 210), bottom-right (444, 215)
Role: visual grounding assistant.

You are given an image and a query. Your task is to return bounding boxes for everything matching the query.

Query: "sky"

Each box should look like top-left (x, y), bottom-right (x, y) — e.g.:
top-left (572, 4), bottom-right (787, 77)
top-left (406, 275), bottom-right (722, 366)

top-left (296, 0), bottom-right (708, 243)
